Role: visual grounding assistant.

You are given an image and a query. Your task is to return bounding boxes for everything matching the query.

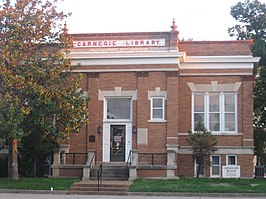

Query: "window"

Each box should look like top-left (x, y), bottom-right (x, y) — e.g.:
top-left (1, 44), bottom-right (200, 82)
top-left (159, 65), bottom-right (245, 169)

top-left (226, 155), bottom-right (237, 166)
top-left (209, 93), bottom-right (220, 131)
top-left (105, 98), bottom-right (131, 120)
top-left (150, 97), bottom-right (165, 120)
top-left (224, 94), bottom-right (236, 131)
top-left (210, 155), bottom-right (221, 177)
top-left (192, 92), bottom-right (237, 133)
top-left (194, 94), bottom-right (205, 128)
top-left (194, 158), bottom-right (205, 177)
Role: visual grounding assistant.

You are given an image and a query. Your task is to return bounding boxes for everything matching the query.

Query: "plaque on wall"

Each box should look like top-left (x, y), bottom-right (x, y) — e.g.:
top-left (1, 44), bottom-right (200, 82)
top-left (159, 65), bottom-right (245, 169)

top-left (89, 135), bottom-right (96, 142)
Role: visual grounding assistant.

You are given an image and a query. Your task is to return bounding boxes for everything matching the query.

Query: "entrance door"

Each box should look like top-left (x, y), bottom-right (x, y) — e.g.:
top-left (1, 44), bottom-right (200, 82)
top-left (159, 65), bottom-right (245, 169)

top-left (110, 125), bottom-right (125, 162)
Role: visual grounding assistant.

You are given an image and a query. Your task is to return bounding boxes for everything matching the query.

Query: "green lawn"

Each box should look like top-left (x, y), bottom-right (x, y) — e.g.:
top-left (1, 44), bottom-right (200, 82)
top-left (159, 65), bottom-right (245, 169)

top-left (0, 178), bottom-right (80, 190)
top-left (129, 178), bottom-right (266, 193)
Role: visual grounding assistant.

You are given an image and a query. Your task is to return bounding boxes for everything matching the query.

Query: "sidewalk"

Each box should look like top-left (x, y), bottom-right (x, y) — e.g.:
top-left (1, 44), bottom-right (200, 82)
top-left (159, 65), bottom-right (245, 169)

top-left (1, 189), bottom-right (266, 197)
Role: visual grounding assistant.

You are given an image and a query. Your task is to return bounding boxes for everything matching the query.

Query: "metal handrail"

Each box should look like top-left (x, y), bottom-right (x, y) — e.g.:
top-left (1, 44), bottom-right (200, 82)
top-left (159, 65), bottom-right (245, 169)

top-left (125, 150), bottom-right (133, 179)
top-left (97, 163), bottom-right (103, 191)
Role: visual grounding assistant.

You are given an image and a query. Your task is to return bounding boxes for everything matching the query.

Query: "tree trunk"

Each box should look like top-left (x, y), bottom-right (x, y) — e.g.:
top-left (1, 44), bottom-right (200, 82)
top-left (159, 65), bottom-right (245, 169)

top-left (9, 139), bottom-right (19, 180)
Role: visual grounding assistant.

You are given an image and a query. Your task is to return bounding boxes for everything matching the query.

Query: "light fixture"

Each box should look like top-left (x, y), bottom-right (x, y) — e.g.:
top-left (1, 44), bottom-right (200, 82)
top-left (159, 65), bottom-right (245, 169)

top-left (97, 126), bottom-right (102, 133)
top-left (132, 126), bottom-right (137, 133)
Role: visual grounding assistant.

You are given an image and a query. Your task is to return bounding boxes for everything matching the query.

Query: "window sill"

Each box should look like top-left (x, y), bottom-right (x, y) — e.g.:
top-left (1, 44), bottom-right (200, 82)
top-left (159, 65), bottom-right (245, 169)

top-left (211, 132), bottom-right (242, 135)
top-left (148, 120), bottom-right (167, 123)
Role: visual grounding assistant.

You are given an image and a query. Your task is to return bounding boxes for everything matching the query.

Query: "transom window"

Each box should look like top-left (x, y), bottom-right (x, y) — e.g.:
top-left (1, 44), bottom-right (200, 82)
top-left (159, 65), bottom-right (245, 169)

top-left (105, 98), bottom-right (131, 120)
top-left (150, 97), bottom-right (165, 120)
top-left (192, 92), bottom-right (237, 133)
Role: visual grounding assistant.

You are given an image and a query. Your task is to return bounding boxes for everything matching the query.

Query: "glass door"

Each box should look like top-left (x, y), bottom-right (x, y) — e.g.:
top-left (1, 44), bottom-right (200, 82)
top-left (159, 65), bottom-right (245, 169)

top-left (110, 125), bottom-right (125, 162)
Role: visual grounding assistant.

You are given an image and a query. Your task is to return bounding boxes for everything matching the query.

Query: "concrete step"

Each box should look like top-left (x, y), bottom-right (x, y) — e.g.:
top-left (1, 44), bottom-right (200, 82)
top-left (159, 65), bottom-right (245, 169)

top-left (90, 164), bottom-right (129, 181)
top-left (68, 180), bottom-right (132, 195)
top-left (70, 186), bottom-right (128, 192)
top-left (68, 190), bottom-right (128, 195)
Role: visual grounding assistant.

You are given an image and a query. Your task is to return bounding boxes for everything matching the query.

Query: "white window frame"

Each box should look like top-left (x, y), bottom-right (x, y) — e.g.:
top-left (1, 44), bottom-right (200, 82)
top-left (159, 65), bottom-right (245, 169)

top-left (150, 96), bottom-right (165, 121)
top-left (210, 155), bottom-right (221, 178)
top-left (104, 97), bottom-right (132, 122)
top-left (192, 92), bottom-right (237, 133)
top-left (222, 93), bottom-right (238, 133)
top-left (226, 155), bottom-right (237, 166)
top-left (194, 158), bottom-right (205, 177)
top-left (207, 93), bottom-right (221, 132)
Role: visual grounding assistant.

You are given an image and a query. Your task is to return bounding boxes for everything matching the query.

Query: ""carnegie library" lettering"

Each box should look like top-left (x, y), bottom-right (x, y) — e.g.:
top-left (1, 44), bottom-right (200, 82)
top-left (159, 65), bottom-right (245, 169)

top-left (74, 39), bottom-right (165, 48)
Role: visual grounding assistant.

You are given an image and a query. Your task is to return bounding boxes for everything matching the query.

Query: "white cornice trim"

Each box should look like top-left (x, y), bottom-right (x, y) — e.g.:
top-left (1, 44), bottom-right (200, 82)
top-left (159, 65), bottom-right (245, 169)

top-left (69, 51), bottom-right (186, 60)
top-left (185, 56), bottom-right (260, 63)
top-left (180, 72), bottom-right (253, 76)
top-left (72, 57), bottom-right (180, 66)
top-left (72, 68), bottom-right (180, 73)
top-left (180, 62), bottom-right (254, 69)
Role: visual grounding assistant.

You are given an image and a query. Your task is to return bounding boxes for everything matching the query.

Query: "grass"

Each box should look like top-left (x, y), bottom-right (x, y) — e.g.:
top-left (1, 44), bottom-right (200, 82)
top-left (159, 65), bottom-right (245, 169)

top-left (0, 178), bottom-right (80, 190)
top-left (129, 177), bottom-right (266, 193)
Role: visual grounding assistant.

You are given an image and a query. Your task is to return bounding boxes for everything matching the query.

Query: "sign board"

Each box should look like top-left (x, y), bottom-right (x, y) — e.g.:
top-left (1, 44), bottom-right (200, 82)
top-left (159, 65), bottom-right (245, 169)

top-left (222, 166), bottom-right (240, 178)
top-left (74, 39), bottom-right (165, 48)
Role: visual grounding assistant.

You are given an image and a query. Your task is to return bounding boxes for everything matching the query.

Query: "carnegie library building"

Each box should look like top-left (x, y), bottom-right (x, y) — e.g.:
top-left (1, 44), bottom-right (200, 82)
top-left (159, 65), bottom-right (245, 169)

top-left (51, 21), bottom-right (260, 179)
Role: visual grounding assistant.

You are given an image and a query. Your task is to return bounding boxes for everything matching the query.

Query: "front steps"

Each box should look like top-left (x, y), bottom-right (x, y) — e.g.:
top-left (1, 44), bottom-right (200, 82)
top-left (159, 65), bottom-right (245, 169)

top-left (68, 180), bottom-right (132, 195)
top-left (68, 163), bottom-right (131, 195)
top-left (89, 162), bottom-right (129, 181)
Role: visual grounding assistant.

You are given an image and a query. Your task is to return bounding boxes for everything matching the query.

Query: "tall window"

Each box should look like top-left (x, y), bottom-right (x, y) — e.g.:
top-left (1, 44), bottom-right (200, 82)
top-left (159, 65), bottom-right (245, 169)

top-left (150, 97), bottom-right (165, 120)
top-left (194, 158), bottom-right (205, 177)
top-left (224, 94), bottom-right (236, 131)
top-left (194, 94), bottom-right (205, 128)
top-left (209, 93), bottom-right (220, 131)
top-left (192, 92), bottom-right (237, 133)
top-left (105, 98), bottom-right (131, 120)
top-left (210, 155), bottom-right (221, 177)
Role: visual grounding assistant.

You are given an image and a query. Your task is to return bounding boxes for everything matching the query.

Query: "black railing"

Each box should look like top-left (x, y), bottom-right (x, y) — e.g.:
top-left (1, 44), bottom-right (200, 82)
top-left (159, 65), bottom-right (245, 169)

top-left (255, 166), bottom-right (266, 178)
top-left (125, 150), bottom-right (132, 179)
top-left (60, 153), bottom-right (87, 165)
top-left (138, 153), bottom-right (167, 165)
top-left (97, 163), bottom-right (103, 191)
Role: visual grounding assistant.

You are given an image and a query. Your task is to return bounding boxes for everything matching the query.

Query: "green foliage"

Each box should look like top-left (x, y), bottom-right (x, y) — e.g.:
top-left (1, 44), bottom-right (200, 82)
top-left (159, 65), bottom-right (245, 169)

top-left (19, 132), bottom-right (58, 177)
top-left (129, 178), bottom-right (266, 193)
top-left (0, 0), bottom-right (88, 179)
top-left (0, 157), bottom-right (8, 177)
top-left (0, 177), bottom-right (80, 190)
top-left (229, 0), bottom-right (266, 164)
top-left (187, 123), bottom-right (217, 177)
top-left (228, 0), bottom-right (266, 65)
top-left (254, 127), bottom-right (266, 165)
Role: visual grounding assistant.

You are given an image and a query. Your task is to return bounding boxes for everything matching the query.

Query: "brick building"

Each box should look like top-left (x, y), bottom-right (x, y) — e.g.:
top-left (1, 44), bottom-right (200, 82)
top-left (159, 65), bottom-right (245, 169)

top-left (52, 21), bottom-right (260, 179)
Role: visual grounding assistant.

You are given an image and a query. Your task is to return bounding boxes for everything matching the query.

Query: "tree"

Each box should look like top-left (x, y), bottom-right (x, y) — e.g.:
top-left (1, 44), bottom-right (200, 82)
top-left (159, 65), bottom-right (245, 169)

top-left (187, 123), bottom-right (217, 178)
top-left (19, 130), bottom-right (59, 177)
top-left (228, 0), bottom-right (266, 164)
top-left (0, 0), bottom-right (88, 179)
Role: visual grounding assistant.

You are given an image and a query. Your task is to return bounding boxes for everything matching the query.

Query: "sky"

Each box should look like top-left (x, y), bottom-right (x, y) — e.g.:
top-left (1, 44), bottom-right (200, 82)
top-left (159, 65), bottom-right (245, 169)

top-left (58, 0), bottom-right (266, 41)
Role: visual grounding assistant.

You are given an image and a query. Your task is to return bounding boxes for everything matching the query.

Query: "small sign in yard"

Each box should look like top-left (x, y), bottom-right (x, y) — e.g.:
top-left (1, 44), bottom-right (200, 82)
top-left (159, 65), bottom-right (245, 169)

top-left (222, 166), bottom-right (240, 178)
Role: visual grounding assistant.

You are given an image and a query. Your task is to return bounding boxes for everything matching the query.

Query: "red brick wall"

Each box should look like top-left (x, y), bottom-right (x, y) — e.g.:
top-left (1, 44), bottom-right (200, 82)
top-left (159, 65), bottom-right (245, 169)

top-left (137, 169), bottom-right (167, 177)
top-left (63, 31), bottom-right (255, 178)
top-left (59, 168), bottom-right (83, 177)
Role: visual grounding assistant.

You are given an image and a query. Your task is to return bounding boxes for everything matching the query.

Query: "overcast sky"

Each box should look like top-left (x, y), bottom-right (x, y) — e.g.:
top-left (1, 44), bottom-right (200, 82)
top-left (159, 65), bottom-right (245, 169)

top-left (58, 0), bottom-right (266, 41)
